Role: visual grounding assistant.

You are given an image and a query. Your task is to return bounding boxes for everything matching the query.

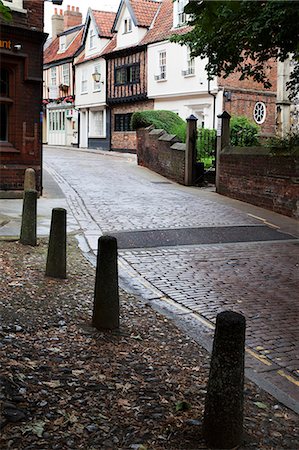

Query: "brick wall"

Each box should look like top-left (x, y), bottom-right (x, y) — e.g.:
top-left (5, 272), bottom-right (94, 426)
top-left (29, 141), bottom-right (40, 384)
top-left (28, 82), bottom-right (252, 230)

top-left (137, 128), bottom-right (185, 184)
top-left (111, 100), bottom-right (154, 152)
top-left (218, 148), bottom-right (299, 218)
top-left (218, 58), bottom-right (277, 134)
top-left (0, 3), bottom-right (46, 195)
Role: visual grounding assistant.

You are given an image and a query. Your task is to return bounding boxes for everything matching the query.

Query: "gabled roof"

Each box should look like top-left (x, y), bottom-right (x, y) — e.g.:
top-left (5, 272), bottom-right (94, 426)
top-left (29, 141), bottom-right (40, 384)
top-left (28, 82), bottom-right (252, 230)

top-left (92, 10), bottom-right (116, 38)
top-left (140, 0), bottom-right (192, 46)
top-left (112, 0), bottom-right (161, 32)
top-left (44, 28), bottom-right (84, 65)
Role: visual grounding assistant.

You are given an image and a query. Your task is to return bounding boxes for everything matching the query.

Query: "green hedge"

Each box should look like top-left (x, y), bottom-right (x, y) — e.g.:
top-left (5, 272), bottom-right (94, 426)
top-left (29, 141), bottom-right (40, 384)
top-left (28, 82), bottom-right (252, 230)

top-left (230, 115), bottom-right (260, 146)
top-left (131, 110), bottom-right (185, 135)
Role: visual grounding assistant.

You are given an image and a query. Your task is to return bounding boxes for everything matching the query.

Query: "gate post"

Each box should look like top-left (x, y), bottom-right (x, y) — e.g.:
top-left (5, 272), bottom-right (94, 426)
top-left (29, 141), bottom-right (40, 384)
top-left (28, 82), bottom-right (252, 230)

top-left (185, 114), bottom-right (198, 186)
top-left (216, 111), bottom-right (231, 192)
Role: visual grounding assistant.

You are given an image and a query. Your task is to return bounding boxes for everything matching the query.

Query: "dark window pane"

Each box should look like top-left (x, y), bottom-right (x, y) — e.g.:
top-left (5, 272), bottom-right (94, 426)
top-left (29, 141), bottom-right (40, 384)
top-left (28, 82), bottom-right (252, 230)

top-left (115, 113), bottom-right (134, 132)
top-left (0, 104), bottom-right (8, 141)
top-left (0, 69), bottom-right (9, 97)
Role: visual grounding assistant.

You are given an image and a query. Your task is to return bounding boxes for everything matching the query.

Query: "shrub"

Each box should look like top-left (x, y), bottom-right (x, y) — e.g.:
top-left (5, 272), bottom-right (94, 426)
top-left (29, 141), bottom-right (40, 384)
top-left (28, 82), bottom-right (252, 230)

top-left (197, 128), bottom-right (217, 159)
top-left (131, 110), bottom-right (185, 135)
top-left (265, 133), bottom-right (299, 156)
top-left (230, 115), bottom-right (260, 147)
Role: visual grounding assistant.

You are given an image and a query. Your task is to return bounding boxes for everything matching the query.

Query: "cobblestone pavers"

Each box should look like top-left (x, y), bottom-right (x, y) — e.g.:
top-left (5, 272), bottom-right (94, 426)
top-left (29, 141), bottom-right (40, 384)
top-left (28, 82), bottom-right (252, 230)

top-left (120, 241), bottom-right (299, 377)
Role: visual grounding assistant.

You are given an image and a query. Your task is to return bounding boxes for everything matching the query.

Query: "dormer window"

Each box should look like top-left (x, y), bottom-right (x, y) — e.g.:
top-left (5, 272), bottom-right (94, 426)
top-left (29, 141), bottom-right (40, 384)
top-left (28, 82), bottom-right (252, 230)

top-left (89, 29), bottom-right (96, 49)
top-left (59, 35), bottom-right (66, 52)
top-left (124, 18), bottom-right (132, 34)
top-left (176, 0), bottom-right (189, 27)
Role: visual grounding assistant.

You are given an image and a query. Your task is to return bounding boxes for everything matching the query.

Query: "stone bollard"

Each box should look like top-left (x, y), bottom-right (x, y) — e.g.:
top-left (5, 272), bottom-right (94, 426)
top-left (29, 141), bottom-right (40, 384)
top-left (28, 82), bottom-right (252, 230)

top-left (203, 310), bottom-right (246, 449)
top-left (92, 235), bottom-right (119, 330)
top-left (24, 168), bottom-right (36, 193)
top-left (46, 208), bottom-right (67, 279)
top-left (20, 189), bottom-right (37, 246)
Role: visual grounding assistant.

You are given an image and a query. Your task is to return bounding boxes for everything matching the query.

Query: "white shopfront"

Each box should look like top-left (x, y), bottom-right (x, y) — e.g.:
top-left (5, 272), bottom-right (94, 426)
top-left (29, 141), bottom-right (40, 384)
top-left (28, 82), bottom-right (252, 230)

top-left (47, 103), bottom-right (78, 146)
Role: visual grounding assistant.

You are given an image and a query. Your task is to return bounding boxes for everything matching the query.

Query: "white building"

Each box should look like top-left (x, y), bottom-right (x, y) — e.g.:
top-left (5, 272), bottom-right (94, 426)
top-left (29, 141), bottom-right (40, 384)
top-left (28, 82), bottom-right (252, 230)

top-left (75, 9), bottom-right (116, 149)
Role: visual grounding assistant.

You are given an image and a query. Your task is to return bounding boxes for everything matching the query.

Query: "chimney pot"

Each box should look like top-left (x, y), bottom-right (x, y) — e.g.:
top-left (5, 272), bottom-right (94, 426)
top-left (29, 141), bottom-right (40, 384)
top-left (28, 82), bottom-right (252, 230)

top-left (60, 9), bottom-right (63, 15)
top-left (67, 5), bottom-right (70, 10)
top-left (71, 6), bottom-right (75, 12)
top-left (54, 8), bottom-right (57, 14)
top-left (76, 7), bottom-right (79, 12)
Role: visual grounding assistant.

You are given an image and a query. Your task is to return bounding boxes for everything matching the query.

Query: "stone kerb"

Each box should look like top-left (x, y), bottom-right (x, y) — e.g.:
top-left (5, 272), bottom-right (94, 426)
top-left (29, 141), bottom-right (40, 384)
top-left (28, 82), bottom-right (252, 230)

top-left (136, 127), bottom-right (186, 184)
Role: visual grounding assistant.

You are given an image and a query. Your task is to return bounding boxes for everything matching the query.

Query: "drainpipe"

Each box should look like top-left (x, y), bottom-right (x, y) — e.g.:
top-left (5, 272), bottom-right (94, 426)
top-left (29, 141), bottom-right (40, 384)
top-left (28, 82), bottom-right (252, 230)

top-left (208, 78), bottom-right (216, 129)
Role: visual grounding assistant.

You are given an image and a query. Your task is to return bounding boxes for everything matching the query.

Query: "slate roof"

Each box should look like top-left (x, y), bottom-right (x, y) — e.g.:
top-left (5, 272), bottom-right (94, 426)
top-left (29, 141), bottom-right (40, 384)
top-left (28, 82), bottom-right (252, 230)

top-left (140, 0), bottom-right (192, 45)
top-left (44, 28), bottom-right (84, 65)
top-left (92, 10), bottom-right (116, 38)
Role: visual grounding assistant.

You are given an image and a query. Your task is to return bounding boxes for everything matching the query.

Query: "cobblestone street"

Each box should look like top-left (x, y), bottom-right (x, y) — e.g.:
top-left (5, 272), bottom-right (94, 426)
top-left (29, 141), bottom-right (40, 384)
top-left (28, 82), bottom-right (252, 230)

top-left (44, 146), bottom-right (299, 411)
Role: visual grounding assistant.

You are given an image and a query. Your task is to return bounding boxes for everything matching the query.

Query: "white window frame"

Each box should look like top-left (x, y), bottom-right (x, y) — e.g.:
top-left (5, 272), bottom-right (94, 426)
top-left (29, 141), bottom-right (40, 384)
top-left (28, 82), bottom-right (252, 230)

top-left (182, 47), bottom-right (195, 76)
top-left (178, 0), bottom-right (188, 26)
top-left (50, 67), bottom-right (57, 86)
top-left (155, 51), bottom-right (166, 81)
top-left (124, 18), bottom-right (132, 34)
top-left (253, 102), bottom-right (266, 124)
top-left (62, 64), bottom-right (70, 86)
top-left (89, 28), bottom-right (96, 49)
top-left (81, 69), bottom-right (88, 94)
top-left (93, 64), bottom-right (102, 92)
top-left (3, 0), bottom-right (26, 13)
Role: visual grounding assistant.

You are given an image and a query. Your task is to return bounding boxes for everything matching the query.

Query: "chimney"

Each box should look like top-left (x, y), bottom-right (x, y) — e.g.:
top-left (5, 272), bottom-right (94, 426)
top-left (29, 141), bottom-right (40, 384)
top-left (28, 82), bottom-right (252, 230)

top-left (51, 8), bottom-right (64, 39)
top-left (64, 5), bottom-right (82, 30)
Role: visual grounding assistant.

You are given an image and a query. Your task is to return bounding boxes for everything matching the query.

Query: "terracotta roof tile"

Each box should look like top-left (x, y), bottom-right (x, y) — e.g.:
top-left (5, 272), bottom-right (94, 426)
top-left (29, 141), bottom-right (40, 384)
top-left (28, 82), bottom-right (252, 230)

top-left (92, 10), bottom-right (116, 38)
top-left (130, 0), bottom-right (161, 28)
top-left (44, 29), bottom-right (83, 65)
top-left (140, 0), bottom-right (192, 45)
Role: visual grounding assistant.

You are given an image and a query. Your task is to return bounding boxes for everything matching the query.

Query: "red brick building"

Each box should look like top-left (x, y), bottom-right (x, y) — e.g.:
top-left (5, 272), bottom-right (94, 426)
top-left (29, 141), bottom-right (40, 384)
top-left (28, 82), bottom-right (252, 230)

top-left (0, 0), bottom-right (58, 196)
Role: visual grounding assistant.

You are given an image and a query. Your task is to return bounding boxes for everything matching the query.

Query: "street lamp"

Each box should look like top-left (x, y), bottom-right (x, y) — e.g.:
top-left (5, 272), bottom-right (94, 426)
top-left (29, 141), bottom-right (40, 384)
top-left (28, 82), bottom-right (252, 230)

top-left (92, 72), bottom-right (104, 84)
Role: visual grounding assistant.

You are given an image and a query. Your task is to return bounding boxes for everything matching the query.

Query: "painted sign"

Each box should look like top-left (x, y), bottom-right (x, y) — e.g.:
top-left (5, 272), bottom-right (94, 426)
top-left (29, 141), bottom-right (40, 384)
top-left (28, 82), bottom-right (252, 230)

top-left (0, 40), bottom-right (12, 50)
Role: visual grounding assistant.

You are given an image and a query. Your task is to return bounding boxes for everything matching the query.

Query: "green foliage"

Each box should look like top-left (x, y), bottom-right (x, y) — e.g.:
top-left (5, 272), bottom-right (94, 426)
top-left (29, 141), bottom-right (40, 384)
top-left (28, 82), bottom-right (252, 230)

top-left (0, 0), bottom-right (12, 22)
top-left (197, 128), bottom-right (216, 159)
top-left (131, 110), bottom-right (185, 134)
top-left (230, 116), bottom-right (260, 147)
top-left (265, 133), bottom-right (299, 156)
top-left (171, 0), bottom-right (299, 100)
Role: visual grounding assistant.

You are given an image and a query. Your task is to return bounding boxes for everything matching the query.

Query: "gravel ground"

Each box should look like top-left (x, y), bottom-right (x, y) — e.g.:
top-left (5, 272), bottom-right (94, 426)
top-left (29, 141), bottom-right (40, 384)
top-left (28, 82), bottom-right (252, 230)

top-left (0, 238), bottom-right (298, 449)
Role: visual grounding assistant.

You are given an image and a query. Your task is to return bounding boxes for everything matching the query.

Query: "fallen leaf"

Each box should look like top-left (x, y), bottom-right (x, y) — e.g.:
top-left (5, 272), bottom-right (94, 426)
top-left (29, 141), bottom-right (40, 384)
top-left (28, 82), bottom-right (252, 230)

top-left (44, 380), bottom-right (61, 388)
top-left (176, 401), bottom-right (191, 412)
top-left (254, 401), bottom-right (268, 410)
top-left (22, 421), bottom-right (46, 438)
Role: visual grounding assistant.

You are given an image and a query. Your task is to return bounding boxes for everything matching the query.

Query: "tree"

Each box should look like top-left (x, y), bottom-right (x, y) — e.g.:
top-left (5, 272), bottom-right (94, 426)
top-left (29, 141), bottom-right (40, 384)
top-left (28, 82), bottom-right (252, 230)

top-left (171, 0), bottom-right (299, 100)
top-left (0, 0), bottom-right (12, 22)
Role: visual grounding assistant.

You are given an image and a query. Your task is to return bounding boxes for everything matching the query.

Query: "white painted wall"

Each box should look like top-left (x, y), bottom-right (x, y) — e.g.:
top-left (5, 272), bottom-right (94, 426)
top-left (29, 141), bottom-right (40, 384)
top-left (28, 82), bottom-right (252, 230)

top-left (147, 40), bottom-right (222, 128)
top-left (75, 58), bottom-right (106, 107)
top-left (85, 20), bottom-right (110, 58)
top-left (116, 5), bottom-right (147, 49)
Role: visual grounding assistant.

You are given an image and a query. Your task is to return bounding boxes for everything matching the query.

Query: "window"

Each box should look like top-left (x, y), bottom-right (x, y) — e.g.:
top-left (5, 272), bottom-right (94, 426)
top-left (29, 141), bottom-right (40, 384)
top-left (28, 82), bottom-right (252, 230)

top-left (177, 0), bottom-right (188, 26)
top-left (51, 67), bottom-right (57, 86)
top-left (182, 47), bottom-right (195, 76)
top-left (93, 64), bottom-right (101, 92)
top-left (115, 113), bottom-right (133, 132)
top-left (0, 68), bottom-right (10, 141)
top-left (124, 18), bottom-right (132, 33)
top-left (59, 35), bottom-right (66, 52)
top-left (81, 69), bottom-right (88, 93)
top-left (155, 51), bottom-right (166, 80)
top-left (115, 63), bottom-right (140, 85)
top-left (89, 110), bottom-right (104, 137)
top-left (89, 28), bottom-right (96, 49)
top-left (253, 102), bottom-right (266, 124)
top-left (62, 64), bottom-right (70, 86)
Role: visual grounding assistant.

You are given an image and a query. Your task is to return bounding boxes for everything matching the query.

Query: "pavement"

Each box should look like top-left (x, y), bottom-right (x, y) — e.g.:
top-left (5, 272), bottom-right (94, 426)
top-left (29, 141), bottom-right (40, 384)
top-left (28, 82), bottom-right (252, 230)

top-left (1, 144), bottom-right (299, 415)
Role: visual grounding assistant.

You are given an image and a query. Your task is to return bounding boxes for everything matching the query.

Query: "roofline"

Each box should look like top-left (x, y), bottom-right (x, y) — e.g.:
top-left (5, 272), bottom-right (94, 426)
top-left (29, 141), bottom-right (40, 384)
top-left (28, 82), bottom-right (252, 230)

top-left (44, 58), bottom-right (73, 69)
top-left (112, 0), bottom-right (138, 33)
top-left (103, 43), bottom-right (147, 59)
top-left (57, 24), bottom-right (84, 37)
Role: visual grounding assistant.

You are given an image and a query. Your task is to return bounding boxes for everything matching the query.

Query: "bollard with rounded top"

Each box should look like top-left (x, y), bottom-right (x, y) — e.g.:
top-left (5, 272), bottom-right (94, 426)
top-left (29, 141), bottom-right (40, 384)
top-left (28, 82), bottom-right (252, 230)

top-left (24, 168), bottom-right (36, 192)
top-left (203, 310), bottom-right (246, 449)
top-left (93, 235), bottom-right (119, 330)
top-left (46, 208), bottom-right (67, 279)
top-left (20, 189), bottom-right (37, 246)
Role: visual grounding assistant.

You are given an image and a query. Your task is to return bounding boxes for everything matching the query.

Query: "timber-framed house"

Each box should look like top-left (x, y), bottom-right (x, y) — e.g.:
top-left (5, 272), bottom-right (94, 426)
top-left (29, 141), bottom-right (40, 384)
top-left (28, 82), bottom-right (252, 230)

top-left (102, 0), bottom-right (161, 152)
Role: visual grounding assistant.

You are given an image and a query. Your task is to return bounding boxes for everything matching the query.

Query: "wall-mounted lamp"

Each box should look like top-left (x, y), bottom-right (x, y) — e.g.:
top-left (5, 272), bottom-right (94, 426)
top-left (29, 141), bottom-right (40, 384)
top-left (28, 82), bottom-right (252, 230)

top-left (14, 44), bottom-right (22, 51)
top-left (92, 72), bottom-right (104, 83)
top-left (223, 90), bottom-right (232, 101)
